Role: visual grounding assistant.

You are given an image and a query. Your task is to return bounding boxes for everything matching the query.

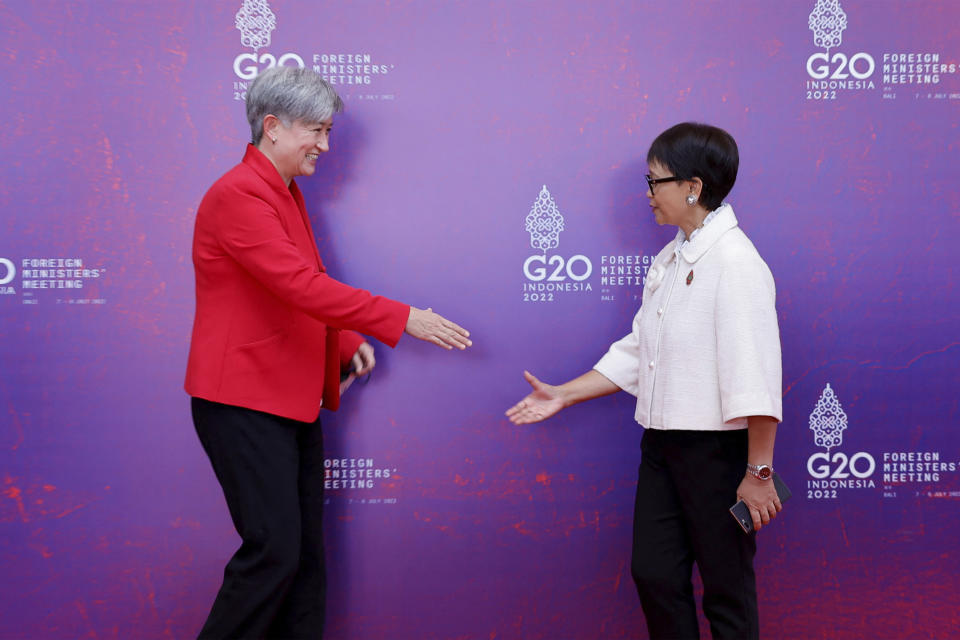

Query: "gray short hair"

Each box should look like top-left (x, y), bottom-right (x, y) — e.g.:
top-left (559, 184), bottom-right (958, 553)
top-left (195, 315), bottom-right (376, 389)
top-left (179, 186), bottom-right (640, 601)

top-left (246, 66), bottom-right (344, 144)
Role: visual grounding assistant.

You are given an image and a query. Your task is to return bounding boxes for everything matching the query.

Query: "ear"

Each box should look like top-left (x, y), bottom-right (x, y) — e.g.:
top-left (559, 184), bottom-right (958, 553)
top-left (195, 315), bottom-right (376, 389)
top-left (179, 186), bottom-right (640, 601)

top-left (263, 114), bottom-right (282, 141)
top-left (688, 176), bottom-right (703, 198)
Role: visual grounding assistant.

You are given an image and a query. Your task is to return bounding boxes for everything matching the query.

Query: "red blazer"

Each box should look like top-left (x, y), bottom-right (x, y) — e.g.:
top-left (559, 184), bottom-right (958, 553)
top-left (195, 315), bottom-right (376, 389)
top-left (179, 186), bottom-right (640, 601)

top-left (185, 145), bottom-right (409, 422)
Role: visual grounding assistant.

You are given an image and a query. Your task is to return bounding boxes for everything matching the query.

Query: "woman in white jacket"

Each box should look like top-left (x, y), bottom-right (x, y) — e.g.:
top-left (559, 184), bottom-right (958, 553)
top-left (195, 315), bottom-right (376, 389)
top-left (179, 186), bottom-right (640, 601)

top-left (507, 122), bottom-right (782, 640)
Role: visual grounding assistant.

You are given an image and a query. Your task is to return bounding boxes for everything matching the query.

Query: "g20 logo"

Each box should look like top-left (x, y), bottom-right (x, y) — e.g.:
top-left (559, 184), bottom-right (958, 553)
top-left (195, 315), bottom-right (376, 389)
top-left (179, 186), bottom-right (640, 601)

top-left (806, 450), bottom-right (876, 479)
top-left (523, 254), bottom-right (592, 283)
top-left (233, 52), bottom-right (305, 81)
top-left (522, 254), bottom-right (593, 302)
top-left (806, 51), bottom-right (875, 80)
top-left (0, 258), bottom-right (15, 286)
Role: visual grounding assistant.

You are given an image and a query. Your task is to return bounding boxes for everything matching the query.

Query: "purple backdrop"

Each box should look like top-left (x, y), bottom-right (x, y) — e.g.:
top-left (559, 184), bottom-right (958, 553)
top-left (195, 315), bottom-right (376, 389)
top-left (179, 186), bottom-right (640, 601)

top-left (2, 1), bottom-right (959, 638)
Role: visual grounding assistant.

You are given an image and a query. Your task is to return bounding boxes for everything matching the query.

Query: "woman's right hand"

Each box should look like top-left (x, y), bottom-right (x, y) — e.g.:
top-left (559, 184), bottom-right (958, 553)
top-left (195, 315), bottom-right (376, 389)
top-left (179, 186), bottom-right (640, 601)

top-left (405, 307), bottom-right (472, 350)
top-left (505, 371), bottom-right (566, 424)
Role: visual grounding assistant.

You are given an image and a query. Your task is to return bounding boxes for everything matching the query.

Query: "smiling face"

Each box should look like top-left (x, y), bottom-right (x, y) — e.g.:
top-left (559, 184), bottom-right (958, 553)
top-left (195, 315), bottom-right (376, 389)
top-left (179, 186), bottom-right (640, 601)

top-left (262, 117), bottom-right (333, 185)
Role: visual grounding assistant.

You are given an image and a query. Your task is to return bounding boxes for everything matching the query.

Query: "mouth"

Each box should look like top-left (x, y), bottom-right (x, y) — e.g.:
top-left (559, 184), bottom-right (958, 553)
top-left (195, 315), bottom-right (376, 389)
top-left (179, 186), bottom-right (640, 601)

top-left (305, 153), bottom-right (319, 161)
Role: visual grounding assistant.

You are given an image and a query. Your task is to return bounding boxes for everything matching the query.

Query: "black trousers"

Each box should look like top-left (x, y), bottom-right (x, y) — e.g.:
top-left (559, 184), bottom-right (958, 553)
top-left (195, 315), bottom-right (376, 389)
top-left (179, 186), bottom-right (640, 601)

top-left (192, 397), bottom-right (327, 640)
top-left (631, 428), bottom-right (758, 640)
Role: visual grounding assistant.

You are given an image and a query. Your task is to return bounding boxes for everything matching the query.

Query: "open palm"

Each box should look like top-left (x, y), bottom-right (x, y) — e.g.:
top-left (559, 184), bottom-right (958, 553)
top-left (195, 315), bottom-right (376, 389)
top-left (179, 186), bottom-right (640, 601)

top-left (506, 371), bottom-right (564, 424)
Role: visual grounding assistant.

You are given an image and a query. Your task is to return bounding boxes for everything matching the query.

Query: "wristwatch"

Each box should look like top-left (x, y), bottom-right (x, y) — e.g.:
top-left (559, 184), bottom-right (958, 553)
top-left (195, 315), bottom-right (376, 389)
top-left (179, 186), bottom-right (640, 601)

top-left (746, 463), bottom-right (773, 480)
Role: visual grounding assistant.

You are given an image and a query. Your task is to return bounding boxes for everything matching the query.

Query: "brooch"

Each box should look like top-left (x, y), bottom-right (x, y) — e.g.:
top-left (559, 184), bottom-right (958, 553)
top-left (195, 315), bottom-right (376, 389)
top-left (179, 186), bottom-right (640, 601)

top-left (686, 269), bottom-right (694, 286)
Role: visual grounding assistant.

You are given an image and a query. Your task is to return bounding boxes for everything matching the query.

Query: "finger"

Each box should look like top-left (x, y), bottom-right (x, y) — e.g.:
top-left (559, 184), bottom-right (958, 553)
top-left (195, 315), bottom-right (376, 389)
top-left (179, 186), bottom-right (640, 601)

top-left (361, 346), bottom-right (376, 371)
top-left (773, 496), bottom-right (783, 513)
top-left (441, 319), bottom-right (470, 338)
top-left (436, 334), bottom-right (465, 350)
top-left (750, 507), bottom-right (762, 531)
top-left (513, 410), bottom-right (542, 425)
top-left (442, 331), bottom-right (471, 349)
top-left (523, 370), bottom-right (541, 389)
top-left (506, 399), bottom-right (527, 417)
top-left (508, 403), bottom-right (539, 425)
top-left (507, 407), bottom-right (528, 424)
top-left (452, 330), bottom-right (472, 348)
top-left (433, 335), bottom-right (453, 350)
top-left (351, 353), bottom-right (363, 372)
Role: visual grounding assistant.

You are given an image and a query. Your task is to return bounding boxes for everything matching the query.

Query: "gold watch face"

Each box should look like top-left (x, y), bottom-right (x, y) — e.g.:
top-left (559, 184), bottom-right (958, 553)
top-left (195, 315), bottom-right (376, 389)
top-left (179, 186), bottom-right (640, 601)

top-left (757, 466), bottom-right (772, 480)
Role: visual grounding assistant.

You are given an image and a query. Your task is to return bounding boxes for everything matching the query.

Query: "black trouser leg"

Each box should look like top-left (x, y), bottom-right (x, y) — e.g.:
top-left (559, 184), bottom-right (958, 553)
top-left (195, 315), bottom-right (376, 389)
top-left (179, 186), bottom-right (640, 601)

top-left (268, 415), bottom-right (327, 639)
top-left (632, 431), bottom-right (701, 640)
top-left (632, 429), bottom-right (758, 640)
top-left (192, 398), bottom-right (325, 640)
top-left (678, 430), bottom-right (757, 640)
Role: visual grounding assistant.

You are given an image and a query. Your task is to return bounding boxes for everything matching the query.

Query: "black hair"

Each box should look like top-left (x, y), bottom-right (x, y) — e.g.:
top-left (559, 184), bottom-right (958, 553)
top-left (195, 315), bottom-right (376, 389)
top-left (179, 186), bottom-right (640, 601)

top-left (646, 122), bottom-right (739, 211)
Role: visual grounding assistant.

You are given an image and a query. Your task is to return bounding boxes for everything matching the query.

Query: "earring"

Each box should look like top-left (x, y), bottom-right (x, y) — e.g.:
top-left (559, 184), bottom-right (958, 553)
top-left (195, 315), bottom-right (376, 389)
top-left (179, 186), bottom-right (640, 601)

top-left (686, 194), bottom-right (698, 206)
top-left (270, 136), bottom-right (277, 143)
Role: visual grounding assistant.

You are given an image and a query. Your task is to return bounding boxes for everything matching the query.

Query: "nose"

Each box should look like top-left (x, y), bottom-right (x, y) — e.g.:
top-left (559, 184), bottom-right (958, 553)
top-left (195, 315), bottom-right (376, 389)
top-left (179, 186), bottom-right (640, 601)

top-left (316, 133), bottom-right (329, 153)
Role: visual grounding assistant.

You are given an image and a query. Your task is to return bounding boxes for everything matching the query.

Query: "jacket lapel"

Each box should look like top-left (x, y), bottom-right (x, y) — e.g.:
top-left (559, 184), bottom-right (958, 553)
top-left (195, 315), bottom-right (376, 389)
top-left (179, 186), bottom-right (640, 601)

top-left (242, 145), bottom-right (324, 272)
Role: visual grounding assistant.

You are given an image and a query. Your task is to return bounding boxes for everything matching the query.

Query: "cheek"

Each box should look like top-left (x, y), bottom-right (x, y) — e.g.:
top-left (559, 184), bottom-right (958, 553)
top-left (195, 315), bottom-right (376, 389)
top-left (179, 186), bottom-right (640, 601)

top-left (656, 199), bottom-right (676, 218)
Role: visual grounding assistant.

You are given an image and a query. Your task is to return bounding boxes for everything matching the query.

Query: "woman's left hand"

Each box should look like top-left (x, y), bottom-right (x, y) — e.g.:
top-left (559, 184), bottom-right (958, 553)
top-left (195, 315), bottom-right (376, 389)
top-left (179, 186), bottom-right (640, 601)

top-left (351, 342), bottom-right (376, 377)
top-left (736, 474), bottom-right (782, 532)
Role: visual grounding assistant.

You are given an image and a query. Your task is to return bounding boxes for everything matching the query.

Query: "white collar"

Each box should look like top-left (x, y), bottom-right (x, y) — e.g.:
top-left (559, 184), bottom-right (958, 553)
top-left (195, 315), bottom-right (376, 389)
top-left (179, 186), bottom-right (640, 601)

top-left (674, 203), bottom-right (738, 264)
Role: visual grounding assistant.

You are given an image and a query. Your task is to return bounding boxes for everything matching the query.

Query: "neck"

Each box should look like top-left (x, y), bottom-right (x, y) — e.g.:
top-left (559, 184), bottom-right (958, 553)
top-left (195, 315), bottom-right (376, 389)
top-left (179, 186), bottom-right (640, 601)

top-left (256, 142), bottom-right (293, 187)
top-left (679, 207), bottom-right (709, 238)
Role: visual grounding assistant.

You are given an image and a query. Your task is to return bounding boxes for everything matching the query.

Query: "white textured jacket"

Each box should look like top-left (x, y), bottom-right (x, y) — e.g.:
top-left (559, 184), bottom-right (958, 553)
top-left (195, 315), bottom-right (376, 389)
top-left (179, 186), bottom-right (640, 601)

top-left (594, 204), bottom-right (782, 431)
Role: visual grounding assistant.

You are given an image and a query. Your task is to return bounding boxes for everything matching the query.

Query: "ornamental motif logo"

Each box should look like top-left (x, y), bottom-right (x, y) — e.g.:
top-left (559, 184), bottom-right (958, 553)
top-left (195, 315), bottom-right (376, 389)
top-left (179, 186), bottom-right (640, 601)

top-left (808, 0), bottom-right (848, 52)
top-left (525, 185), bottom-right (565, 253)
top-left (236, 0), bottom-right (277, 52)
top-left (809, 382), bottom-right (848, 451)
top-left (0, 258), bottom-right (15, 286)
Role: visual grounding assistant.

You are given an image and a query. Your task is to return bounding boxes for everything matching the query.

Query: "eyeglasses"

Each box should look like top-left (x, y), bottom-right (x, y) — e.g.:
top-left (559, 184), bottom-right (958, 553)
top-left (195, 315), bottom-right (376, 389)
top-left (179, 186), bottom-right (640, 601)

top-left (645, 174), bottom-right (683, 194)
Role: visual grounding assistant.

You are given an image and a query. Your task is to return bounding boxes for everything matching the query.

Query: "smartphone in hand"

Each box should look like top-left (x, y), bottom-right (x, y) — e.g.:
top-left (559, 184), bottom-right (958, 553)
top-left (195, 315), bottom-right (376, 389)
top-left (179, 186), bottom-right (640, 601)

top-left (729, 472), bottom-right (792, 534)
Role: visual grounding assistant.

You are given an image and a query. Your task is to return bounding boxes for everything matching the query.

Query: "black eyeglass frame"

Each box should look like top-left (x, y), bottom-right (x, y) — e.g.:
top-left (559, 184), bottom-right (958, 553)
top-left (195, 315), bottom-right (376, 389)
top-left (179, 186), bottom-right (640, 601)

top-left (645, 174), bottom-right (684, 194)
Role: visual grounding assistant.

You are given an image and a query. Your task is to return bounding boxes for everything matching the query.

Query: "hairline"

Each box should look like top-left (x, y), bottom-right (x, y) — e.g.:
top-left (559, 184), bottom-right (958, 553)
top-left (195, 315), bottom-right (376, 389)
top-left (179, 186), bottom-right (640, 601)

top-left (246, 67), bottom-right (344, 145)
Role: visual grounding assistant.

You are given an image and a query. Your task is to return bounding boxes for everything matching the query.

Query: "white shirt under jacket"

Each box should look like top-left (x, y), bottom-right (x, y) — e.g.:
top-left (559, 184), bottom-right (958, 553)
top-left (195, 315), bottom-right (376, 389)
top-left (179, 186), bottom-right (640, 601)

top-left (594, 204), bottom-right (782, 431)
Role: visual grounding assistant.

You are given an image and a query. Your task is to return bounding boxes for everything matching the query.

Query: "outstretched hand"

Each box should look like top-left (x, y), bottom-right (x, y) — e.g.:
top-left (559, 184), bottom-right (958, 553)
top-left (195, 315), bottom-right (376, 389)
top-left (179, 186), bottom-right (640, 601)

top-left (505, 371), bottom-right (565, 424)
top-left (405, 307), bottom-right (472, 350)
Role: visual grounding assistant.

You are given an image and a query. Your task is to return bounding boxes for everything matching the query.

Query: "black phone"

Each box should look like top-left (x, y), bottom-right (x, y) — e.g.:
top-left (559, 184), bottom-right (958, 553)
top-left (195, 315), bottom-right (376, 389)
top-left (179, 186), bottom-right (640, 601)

top-left (729, 472), bottom-right (792, 534)
top-left (339, 362), bottom-right (358, 383)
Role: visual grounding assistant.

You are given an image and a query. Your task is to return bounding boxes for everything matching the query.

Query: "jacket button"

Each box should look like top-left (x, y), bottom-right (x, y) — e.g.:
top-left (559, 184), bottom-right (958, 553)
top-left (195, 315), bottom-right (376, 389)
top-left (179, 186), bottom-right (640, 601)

top-left (657, 307), bottom-right (664, 315)
top-left (648, 361), bottom-right (655, 369)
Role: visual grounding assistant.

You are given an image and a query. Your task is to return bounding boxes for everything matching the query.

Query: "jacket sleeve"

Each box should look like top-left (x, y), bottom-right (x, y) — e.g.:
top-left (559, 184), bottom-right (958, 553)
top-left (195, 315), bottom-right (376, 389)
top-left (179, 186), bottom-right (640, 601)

top-left (211, 183), bottom-right (410, 347)
top-left (715, 254), bottom-right (783, 422)
top-left (592, 309), bottom-right (642, 397)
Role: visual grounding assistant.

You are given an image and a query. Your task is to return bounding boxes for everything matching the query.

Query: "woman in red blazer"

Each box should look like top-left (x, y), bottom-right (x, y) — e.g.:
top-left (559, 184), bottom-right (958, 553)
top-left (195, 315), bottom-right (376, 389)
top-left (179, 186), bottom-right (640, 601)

top-left (185, 66), bottom-right (470, 639)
